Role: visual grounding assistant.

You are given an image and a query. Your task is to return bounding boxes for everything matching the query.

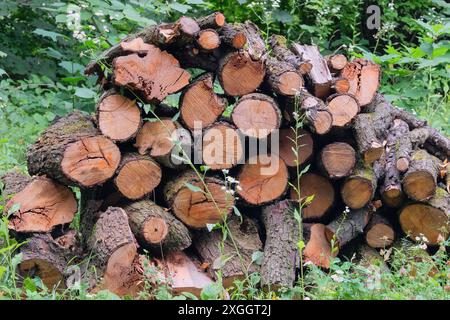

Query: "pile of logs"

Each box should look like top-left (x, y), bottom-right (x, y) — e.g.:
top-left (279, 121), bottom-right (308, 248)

top-left (2, 12), bottom-right (449, 296)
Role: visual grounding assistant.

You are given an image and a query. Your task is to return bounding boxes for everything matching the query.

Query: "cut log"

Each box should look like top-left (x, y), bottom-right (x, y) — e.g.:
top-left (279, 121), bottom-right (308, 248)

top-left (265, 56), bottom-right (304, 96)
top-left (231, 93), bottom-right (281, 139)
top-left (87, 207), bottom-right (138, 295)
top-left (399, 187), bottom-right (450, 245)
top-left (155, 16), bottom-right (200, 46)
top-left (164, 170), bottom-right (234, 228)
top-left (119, 37), bottom-right (154, 54)
top-left (364, 213), bottom-right (395, 248)
top-left (326, 54), bottom-right (348, 73)
top-left (319, 142), bottom-right (356, 179)
top-left (326, 93), bottom-right (359, 128)
top-left (196, 12), bottom-right (226, 29)
top-left (341, 162), bottom-right (378, 209)
top-left (196, 29), bottom-right (221, 50)
top-left (19, 233), bottom-right (69, 289)
top-left (325, 207), bottom-right (372, 248)
top-left (219, 23), bottom-right (247, 49)
top-left (303, 223), bottom-right (336, 269)
top-left (194, 216), bottom-right (262, 288)
top-left (269, 35), bottom-right (312, 75)
top-left (341, 58), bottom-right (381, 107)
top-left (402, 149), bottom-right (440, 201)
top-left (277, 128), bottom-right (313, 168)
top-left (331, 78), bottom-right (350, 94)
top-left (2, 172), bottom-right (77, 233)
top-left (113, 153), bottom-right (162, 200)
top-left (290, 172), bottom-right (335, 221)
top-left (180, 73), bottom-right (227, 130)
top-left (237, 154), bottom-right (289, 206)
top-left (291, 44), bottom-right (332, 98)
top-left (202, 122), bottom-right (244, 170)
top-left (96, 91), bottom-right (142, 142)
top-left (218, 51), bottom-right (265, 96)
top-left (353, 114), bottom-right (384, 165)
top-left (113, 49), bottom-right (191, 103)
top-left (123, 200), bottom-right (191, 253)
top-left (240, 21), bottom-right (266, 61)
top-left (260, 200), bottom-right (299, 289)
top-left (27, 111), bottom-right (121, 188)
top-left (134, 118), bottom-right (191, 169)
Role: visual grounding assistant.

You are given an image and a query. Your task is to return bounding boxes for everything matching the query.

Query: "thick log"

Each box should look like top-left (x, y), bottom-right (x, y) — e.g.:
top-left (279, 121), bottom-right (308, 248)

top-left (2, 172), bottom-right (77, 233)
top-left (218, 51), bottom-right (265, 96)
top-left (196, 12), bottom-right (226, 29)
top-left (260, 200), bottom-right (299, 288)
top-left (265, 56), bottom-right (304, 96)
top-left (303, 223), bottom-right (336, 269)
top-left (341, 162), bottom-right (378, 209)
top-left (291, 43), bottom-right (332, 98)
top-left (113, 153), bottom-right (162, 200)
top-left (277, 128), bottom-right (313, 168)
top-left (195, 29), bottom-right (221, 51)
top-left (399, 187), bottom-right (450, 245)
top-left (87, 207), bottom-right (138, 295)
top-left (326, 93), bottom-right (359, 128)
top-left (164, 170), bottom-right (234, 228)
top-left (194, 216), bottom-right (262, 288)
top-left (123, 200), bottom-right (191, 253)
top-left (402, 149), bottom-right (440, 201)
top-left (134, 118), bottom-right (191, 169)
top-left (27, 111), bottom-right (121, 188)
top-left (290, 172), bottom-right (335, 221)
top-left (319, 142), bottom-right (356, 179)
top-left (364, 213), bottom-right (395, 248)
top-left (180, 73), bottom-right (227, 130)
top-left (237, 154), bottom-right (289, 206)
top-left (341, 58), bottom-right (381, 107)
top-left (269, 35), bottom-right (312, 74)
top-left (202, 122), bottom-right (244, 170)
top-left (326, 54), bottom-right (348, 73)
top-left (96, 91), bottom-right (142, 142)
top-left (113, 48), bottom-right (191, 103)
top-left (231, 93), bottom-right (281, 139)
top-left (326, 207), bottom-right (372, 248)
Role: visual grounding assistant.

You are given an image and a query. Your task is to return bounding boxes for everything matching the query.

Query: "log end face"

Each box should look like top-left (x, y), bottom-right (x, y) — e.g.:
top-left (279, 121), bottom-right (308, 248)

top-left (321, 142), bottom-right (356, 179)
top-left (341, 177), bottom-right (374, 210)
top-left (277, 71), bottom-right (304, 96)
top-left (365, 224), bottom-right (395, 248)
top-left (403, 171), bottom-right (436, 201)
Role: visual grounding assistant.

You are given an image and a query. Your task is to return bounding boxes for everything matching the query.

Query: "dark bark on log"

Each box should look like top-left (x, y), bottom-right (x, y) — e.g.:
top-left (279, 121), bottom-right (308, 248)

top-left (196, 12), bottom-right (226, 29)
top-left (219, 23), bottom-right (247, 49)
top-left (269, 35), bottom-right (312, 74)
top-left (265, 56), bottom-right (304, 96)
top-left (260, 200), bottom-right (299, 289)
top-left (123, 200), bottom-right (191, 253)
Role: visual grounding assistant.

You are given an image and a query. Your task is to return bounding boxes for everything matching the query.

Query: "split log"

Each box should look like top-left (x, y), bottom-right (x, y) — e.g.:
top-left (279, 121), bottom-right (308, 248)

top-left (265, 57), bottom-right (304, 96)
top-left (2, 172), bottom-right (77, 233)
top-left (134, 118), bottom-right (191, 169)
top-left (326, 54), bottom-right (348, 73)
top-left (303, 223), bottom-right (336, 269)
top-left (269, 35), bottom-right (312, 74)
top-left (326, 207), bottom-right (372, 249)
top-left (164, 170), bottom-right (234, 228)
top-left (219, 23), bottom-right (247, 49)
top-left (194, 216), bottom-right (262, 288)
top-left (326, 93), bottom-right (359, 128)
top-left (196, 29), bottom-right (221, 51)
top-left (27, 111), bottom-right (121, 188)
top-left (96, 91), bottom-right (142, 142)
top-left (341, 162), bottom-right (378, 210)
top-left (218, 51), bottom-right (265, 96)
top-left (231, 93), bottom-right (281, 139)
top-left (341, 58), bottom-right (381, 107)
top-left (237, 154), bottom-right (289, 206)
top-left (319, 142), bottom-right (356, 179)
top-left (402, 149), bottom-right (441, 201)
top-left (260, 200), bottom-right (299, 289)
top-left (364, 213), bottom-right (395, 248)
top-left (202, 122), bottom-right (244, 170)
top-left (113, 153), bottom-right (162, 200)
top-left (277, 128), bottom-right (313, 168)
top-left (180, 73), bottom-right (227, 130)
top-left (123, 200), bottom-right (191, 253)
top-left (291, 43), bottom-right (332, 98)
top-left (113, 48), bottom-right (191, 103)
top-left (290, 172), bottom-right (335, 221)
top-left (399, 187), bottom-right (450, 245)
top-left (196, 12), bottom-right (226, 29)
top-left (87, 207), bottom-right (138, 295)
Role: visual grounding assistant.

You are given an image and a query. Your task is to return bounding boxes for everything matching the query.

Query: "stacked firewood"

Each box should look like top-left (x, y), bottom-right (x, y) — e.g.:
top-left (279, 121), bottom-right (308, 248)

top-left (2, 12), bottom-right (449, 296)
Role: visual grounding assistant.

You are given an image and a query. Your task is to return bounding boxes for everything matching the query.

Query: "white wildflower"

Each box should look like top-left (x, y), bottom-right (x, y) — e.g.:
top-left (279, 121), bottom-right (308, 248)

top-left (330, 274), bottom-right (344, 283)
top-left (222, 169), bottom-right (229, 175)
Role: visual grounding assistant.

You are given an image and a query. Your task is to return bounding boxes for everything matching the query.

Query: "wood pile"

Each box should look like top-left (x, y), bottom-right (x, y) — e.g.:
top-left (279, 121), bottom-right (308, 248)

top-left (1, 12), bottom-right (449, 296)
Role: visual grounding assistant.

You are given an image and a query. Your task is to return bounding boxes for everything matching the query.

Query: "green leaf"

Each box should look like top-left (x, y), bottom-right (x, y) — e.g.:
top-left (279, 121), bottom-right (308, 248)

top-left (33, 28), bottom-right (64, 42)
top-left (184, 182), bottom-right (203, 193)
top-left (251, 250), bottom-right (264, 265)
top-left (272, 10), bottom-right (292, 23)
top-left (74, 87), bottom-right (96, 99)
top-left (304, 194), bottom-right (315, 206)
top-left (0, 68), bottom-right (7, 77)
top-left (169, 3), bottom-right (191, 13)
top-left (206, 223), bottom-right (217, 232)
top-left (233, 206), bottom-right (242, 217)
top-left (297, 240), bottom-right (305, 251)
top-left (23, 277), bottom-right (37, 292)
top-left (123, 5), bottom-right (155, 25)
top-left (0, 51), bottom-right (7, 58)
top-left (59, 61), bottom-right (85, 74)
top-left (200, 282), bottom-right (222, 300)
top-left (7, 202), bottom-right (20, 216)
